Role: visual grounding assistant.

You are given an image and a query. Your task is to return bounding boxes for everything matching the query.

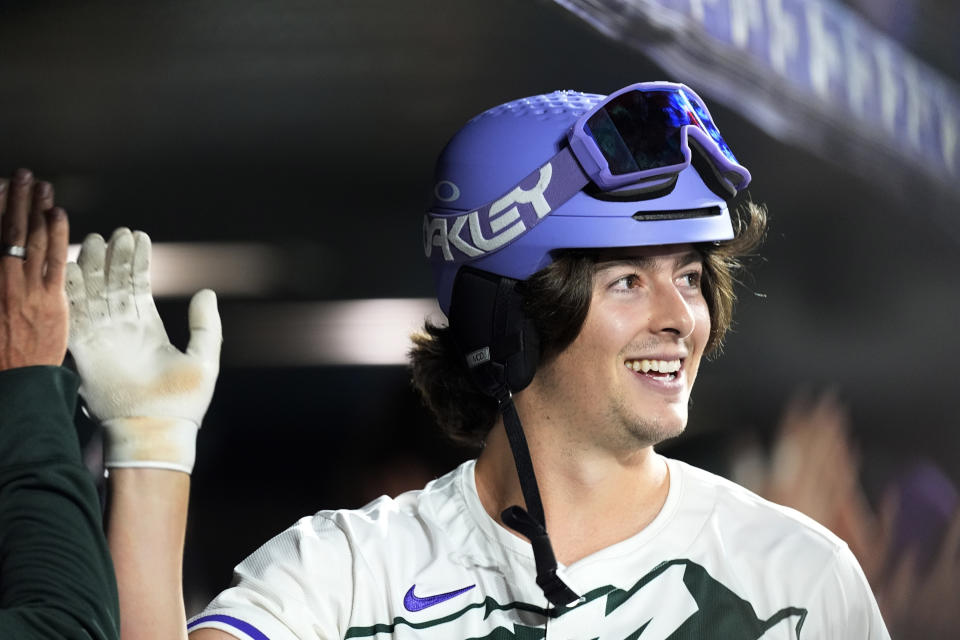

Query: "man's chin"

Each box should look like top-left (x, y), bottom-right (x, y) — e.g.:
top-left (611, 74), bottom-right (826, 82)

top-left (655, 418), bottom-right (688, 445)
top-left (625, 412), bottom-right (687, 447)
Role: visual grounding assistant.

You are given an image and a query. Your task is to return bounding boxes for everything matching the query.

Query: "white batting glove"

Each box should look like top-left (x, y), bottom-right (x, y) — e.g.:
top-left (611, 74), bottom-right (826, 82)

top-left (66, 228), bottom-right (221, 474)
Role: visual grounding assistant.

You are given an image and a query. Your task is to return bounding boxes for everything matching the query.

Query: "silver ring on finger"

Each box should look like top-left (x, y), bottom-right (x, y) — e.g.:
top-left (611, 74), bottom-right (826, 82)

top-left (0, 244), bottom-right (27, 259)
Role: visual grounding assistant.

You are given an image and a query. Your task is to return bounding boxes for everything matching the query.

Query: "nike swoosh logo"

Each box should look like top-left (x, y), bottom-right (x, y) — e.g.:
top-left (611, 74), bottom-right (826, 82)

top-left (403, 583), bottom-right (476, 612)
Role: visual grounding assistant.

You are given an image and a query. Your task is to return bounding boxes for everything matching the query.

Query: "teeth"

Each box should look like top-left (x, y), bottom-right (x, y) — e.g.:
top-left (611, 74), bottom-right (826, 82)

top-left (625, 359), bottom-right (681, 374)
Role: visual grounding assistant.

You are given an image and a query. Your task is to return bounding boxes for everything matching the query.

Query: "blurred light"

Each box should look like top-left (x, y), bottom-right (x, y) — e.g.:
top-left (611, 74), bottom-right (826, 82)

top-left (67, 241), bottom-right (444, 366)
top-left (67, 242), bottom-right (284, 297)
top-left (225, 299), bottom-right (445, 366)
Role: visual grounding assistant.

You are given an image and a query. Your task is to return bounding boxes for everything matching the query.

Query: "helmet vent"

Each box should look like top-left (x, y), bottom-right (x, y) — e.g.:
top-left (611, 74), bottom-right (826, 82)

top-left (632, 206), bottom-right (722, 221)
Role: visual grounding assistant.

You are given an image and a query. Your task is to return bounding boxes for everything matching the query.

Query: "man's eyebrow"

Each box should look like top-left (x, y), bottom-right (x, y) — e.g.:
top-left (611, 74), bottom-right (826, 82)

top-left (596, 250), bottom-right (703, 271)
top-left (673, 250), bottom-right (704, 270)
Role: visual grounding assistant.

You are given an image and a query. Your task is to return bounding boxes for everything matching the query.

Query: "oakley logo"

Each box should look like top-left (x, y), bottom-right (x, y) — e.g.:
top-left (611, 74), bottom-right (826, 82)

top-left (424, 162), bottom-right (554, 262)
top-left (434, 181), bottom-right (461, 203)
top-left (403, 584), bottom-right (476, 612)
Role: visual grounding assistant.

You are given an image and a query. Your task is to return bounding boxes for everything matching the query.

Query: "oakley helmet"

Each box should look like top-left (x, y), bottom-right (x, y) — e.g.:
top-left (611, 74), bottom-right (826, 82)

top-left (425, 82), bottom-right (749, 315)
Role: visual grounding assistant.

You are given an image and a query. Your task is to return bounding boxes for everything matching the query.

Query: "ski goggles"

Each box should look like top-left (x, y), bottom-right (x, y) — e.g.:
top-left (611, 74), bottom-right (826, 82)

top-left (424, 82), bottom-right (749, 266)
top-left (568, 81), bottom-right (750, 192)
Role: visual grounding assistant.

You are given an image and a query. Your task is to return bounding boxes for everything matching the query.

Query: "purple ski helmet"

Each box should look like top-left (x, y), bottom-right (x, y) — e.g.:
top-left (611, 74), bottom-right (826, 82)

top-left (424, 83), bottom-right (749, 315)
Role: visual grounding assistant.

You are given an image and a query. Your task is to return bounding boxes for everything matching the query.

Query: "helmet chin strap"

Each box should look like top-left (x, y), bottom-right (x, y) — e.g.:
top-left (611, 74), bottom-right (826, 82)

top-left (495, 386), bottom-right (582, 608)
top-left (450, 269), bottom-right (581, 608)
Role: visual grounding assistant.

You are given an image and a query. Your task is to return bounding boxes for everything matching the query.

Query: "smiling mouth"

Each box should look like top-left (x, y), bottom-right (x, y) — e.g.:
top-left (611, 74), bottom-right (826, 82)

top-left (624, 358), bottom-right (682, 381)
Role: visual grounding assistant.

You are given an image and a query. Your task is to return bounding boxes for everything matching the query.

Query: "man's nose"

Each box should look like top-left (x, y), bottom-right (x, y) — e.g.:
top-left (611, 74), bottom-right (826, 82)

top-left (647, 280), bottom-right (696, 339)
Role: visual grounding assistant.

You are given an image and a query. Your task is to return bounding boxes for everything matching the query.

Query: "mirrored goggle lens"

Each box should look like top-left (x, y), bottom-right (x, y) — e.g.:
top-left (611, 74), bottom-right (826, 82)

top-left (583, 90), bottom-right (688, 175)
top-left (678, 87), bottom-right (739, 165)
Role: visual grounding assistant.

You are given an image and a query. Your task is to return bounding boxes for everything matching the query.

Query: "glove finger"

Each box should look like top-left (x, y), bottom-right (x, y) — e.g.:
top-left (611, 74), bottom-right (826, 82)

top-left (132, 230), bottom-right (164, 326)
top-left (105, 227), bottom-right (136, 319)
top-left (65, 262), bottom-right (90, 346)
top-left (186, 288), bottom-right (222, 366)
top-left (78, 233), bottom-right (108, 323)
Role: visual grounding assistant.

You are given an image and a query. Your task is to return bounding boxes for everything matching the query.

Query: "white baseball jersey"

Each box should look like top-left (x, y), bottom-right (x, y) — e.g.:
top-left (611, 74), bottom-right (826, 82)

top-left (188, 457), bottom-right (889, 639)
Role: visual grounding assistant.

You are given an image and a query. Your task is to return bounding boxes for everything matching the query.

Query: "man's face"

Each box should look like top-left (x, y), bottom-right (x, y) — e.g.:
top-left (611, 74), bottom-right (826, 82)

top-left (531, 244), bottom-right (710, 453)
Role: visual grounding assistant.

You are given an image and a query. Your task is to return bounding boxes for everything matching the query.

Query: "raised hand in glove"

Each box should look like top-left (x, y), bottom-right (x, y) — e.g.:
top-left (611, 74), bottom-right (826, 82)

top-left (66, 228), bottom-right (221, 474)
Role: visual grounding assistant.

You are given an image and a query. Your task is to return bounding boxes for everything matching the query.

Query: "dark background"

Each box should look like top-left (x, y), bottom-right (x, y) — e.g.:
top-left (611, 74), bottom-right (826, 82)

top-left (0, 0), bottom-right (957, 611)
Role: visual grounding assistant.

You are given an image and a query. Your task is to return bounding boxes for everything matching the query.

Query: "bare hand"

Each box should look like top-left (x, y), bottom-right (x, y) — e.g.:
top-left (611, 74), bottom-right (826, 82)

top-left (762, 392), bottom-right (889, 581)
top-left (0, 168), bottom-right (69, 371)
top-left (765, 392), bottom-right (861, 524)
top-left (877, 508), bottom-right (960, 639)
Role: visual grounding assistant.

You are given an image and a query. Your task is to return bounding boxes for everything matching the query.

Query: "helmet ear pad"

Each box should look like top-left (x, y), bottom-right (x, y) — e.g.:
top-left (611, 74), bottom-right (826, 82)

top-left (448, 267), bottom-right (540, 396)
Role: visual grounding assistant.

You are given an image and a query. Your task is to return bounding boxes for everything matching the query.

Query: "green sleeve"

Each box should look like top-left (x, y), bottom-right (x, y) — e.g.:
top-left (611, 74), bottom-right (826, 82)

top-left (0, 366), bottom-right (120, 640)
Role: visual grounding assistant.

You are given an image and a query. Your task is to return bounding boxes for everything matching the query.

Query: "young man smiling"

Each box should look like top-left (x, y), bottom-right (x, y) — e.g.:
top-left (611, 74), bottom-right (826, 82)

top-left (69, 82), bottom-right (889, 639)
top-left (471, 245), bottom-right (711, 567)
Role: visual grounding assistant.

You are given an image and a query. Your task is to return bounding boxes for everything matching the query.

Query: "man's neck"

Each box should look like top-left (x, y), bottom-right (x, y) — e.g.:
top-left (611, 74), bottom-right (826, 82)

top-left (474, 414), bottom-right (670, 566)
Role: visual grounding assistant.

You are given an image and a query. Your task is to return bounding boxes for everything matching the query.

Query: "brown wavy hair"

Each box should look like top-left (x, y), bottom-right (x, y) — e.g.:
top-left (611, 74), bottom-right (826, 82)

top-left (410, 200), bottom-right (768, 449)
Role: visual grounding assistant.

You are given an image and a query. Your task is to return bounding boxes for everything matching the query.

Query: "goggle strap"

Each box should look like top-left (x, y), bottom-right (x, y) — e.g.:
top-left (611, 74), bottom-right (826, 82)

top-left (426, 146), bottom-right (589, 264)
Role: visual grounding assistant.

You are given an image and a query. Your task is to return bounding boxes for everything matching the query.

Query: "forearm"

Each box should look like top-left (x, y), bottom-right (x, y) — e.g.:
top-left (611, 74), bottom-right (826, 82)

top-left (0, 366), bottom-right (120, 640)
top-left (107, 468), bottom-right (191, 640)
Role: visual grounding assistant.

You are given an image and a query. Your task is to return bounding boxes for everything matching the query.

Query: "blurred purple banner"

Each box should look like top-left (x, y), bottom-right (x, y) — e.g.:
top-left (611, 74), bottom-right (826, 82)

top-left (553, 0), bottom-right (960, 205)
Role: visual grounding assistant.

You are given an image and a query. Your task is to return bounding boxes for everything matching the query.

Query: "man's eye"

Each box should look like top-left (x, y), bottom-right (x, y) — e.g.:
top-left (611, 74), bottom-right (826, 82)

top-left (612, 274), bottom-right (640, 289)
top-left (678, 271), bottom-right (702, 288)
